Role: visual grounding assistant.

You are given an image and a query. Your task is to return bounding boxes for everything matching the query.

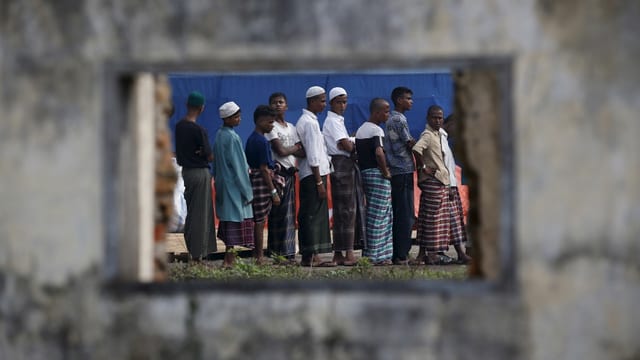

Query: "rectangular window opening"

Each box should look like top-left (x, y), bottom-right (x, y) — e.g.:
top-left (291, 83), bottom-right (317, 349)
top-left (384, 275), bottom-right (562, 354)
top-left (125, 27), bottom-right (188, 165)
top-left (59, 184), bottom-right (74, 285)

top-left (103, 57), bottom-right (515, 294)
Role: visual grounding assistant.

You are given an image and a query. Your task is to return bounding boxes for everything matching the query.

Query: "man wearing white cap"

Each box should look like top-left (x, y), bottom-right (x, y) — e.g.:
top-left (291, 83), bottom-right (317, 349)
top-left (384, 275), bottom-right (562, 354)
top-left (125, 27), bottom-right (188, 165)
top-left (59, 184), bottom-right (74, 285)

top-left (213, 101), bottom-right (255, 267)
top-left (296, 86), bottom-right (334, 267)
top-left (322, 87), bottom-right (365, 266)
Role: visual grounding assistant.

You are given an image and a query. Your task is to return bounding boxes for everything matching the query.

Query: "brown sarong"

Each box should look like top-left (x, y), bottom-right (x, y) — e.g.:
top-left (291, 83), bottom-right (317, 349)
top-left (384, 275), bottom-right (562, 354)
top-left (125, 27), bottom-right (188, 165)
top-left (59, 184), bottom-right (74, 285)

top-left (416, 177), bottom-right (467, 252)
top-left (330, 155), bottom-right (365, 251)
top-left (267, 169), bottom-right (297, 257)
top-left (217, 219), bottom-right (255, 247)
top-left (249, 170), bottom-right (272, 223)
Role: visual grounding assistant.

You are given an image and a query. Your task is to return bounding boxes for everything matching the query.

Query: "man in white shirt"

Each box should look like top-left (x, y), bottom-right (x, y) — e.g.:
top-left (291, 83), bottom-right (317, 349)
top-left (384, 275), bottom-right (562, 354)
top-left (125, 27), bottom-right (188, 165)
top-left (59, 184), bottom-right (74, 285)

top-left (296, 86), bottom-right (334, 267)
top-left (264, 92), bottom-right (305, 264)
top-left (322, 87), bottom-right (365, 266)
top-left (440, 120), bottom-right (472, 264)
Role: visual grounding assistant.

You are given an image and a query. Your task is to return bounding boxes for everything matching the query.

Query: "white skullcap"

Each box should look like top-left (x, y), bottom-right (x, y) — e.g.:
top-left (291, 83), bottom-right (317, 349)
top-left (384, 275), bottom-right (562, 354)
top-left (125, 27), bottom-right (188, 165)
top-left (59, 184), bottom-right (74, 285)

top-left (219, 101), bottom-right (240, 119)
top-left (329, 87), bottom-right (347, 101)
top-left (305, 86), bottom-right (325, 98)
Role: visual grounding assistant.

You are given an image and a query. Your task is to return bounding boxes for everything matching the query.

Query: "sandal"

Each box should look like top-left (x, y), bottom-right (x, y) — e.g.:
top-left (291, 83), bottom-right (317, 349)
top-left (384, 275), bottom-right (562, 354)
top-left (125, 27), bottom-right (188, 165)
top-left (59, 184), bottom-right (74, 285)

top-left (426, 254), bottom-right (455, 265)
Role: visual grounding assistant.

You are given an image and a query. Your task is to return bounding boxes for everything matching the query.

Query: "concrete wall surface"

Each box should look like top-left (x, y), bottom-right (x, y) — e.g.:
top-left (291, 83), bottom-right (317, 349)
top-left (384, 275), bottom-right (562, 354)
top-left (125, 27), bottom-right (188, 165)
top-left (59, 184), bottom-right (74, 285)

top-left (1, 1), bottom-right (639, 359)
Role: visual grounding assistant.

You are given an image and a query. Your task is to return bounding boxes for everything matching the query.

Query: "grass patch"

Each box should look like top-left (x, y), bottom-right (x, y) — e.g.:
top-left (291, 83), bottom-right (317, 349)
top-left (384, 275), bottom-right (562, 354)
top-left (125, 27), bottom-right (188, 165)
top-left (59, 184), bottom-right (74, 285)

top-left (168, 256), bottom-right (467, 282)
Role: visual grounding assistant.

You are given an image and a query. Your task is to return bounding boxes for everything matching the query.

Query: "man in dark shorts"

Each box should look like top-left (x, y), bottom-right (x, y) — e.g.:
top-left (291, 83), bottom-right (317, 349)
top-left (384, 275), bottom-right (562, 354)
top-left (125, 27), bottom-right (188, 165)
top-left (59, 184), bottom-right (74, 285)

top-left (245, 105), bottom-right (282, 264)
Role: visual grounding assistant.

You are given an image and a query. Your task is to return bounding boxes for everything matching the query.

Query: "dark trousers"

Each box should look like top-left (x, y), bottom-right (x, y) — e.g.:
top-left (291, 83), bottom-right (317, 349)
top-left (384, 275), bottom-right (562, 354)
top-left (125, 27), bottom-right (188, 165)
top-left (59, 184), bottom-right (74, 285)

top-left (390, 173), bottom-right (415, 260)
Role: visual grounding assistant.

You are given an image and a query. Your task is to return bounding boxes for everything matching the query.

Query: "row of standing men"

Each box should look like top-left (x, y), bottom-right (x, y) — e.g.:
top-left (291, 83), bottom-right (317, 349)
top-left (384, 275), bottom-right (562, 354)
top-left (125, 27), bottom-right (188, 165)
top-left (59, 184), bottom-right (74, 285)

top-left (174, 86), bottom-right (471, 267)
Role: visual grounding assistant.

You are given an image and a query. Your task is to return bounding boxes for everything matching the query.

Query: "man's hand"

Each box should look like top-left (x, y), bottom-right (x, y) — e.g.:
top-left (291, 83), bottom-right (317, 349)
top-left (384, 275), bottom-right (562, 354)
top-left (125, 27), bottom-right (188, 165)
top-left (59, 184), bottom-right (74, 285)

top-left (317, 182), bottom-right (327, 199)
top-left (421, 165), bottom-right (436, 176)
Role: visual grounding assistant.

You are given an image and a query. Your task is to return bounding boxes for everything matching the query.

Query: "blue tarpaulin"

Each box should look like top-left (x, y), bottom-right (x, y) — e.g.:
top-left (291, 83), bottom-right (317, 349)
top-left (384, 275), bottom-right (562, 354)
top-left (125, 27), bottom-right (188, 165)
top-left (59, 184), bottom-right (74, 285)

top-left (168, 71), bottom-right (453, 150)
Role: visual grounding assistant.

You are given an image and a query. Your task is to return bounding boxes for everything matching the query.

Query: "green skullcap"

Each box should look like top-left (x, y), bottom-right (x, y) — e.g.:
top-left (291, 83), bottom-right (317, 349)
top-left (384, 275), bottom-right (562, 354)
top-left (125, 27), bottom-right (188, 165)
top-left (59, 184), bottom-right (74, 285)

top-left (187, 91), bottom-right (205, 107)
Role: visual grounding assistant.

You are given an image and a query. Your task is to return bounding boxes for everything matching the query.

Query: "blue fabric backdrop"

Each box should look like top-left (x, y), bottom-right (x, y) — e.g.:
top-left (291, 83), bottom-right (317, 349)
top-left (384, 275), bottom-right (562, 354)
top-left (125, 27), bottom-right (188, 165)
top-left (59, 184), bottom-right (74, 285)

top-left (168, 71), bottom-right (453, 150)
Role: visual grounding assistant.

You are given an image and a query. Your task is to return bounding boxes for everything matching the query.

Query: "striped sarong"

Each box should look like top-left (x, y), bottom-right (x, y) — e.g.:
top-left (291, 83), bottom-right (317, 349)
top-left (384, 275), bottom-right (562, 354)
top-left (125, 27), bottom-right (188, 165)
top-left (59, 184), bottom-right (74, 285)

top-left (449, 186), bottom-right (468, 245)
top-left (249, 170), bottom-right (272, 223)
top-left (267, 171), bottom-right (297, 257)
top-left (361, 168), bottom-right (393, 262)
top-left (330, 155), bottom-right (366, 251)
top-left (416, 177), bottom-right (467, 251)
top-left (298, 175), bottom-right (332, 256)
top-left (217, 219), bottom-right (255, 247)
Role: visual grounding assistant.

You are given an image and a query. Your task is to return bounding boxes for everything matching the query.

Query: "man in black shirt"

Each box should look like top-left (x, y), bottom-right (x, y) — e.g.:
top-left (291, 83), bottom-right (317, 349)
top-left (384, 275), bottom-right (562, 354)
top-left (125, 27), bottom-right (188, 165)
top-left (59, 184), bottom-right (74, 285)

top-left (174, 91), bottom-right (217, 261)
top-left (355, 98), bottom-right (394, 265)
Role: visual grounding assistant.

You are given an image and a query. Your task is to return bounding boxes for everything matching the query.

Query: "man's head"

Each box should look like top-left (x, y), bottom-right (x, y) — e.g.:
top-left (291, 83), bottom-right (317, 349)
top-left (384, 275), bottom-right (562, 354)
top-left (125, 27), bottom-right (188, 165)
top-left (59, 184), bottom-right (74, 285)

top-left (390, 86), bottom-right (413, 113)
top-left (328, 87), bottom-right (348, 116)
top-left (442, 114), bottom-right (456, 134)
top-left (269, 92), bottom-right (288, 116)
top-left (219, 101), bottom-right (241, 127)
top-left (186, 91), bottom-right (205, 113)
top-left (426, 105), bottom-right (444, 131)
top-left (305, 86), bottom-right (326, 115)
top-left (253, 104), bottom-right (276, 134)
top-left (369, 98), bottom-right (390, 125)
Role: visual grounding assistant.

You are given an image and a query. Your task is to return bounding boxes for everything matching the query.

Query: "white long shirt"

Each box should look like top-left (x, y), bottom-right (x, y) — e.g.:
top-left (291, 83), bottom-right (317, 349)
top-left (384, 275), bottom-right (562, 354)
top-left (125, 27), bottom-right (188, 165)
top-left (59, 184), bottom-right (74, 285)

top-left (296, 109), bottom-right (331, 180)
top-left (322, 111), bottom-right (351, 157)
top-left (440, 128), bottom-right (458, 187)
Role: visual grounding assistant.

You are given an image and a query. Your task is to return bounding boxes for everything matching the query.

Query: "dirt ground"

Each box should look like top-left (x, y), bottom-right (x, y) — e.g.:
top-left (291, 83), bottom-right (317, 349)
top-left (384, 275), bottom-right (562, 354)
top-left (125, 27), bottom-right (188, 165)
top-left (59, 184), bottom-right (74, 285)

top-left (165, 231), bottom-right (469, 272)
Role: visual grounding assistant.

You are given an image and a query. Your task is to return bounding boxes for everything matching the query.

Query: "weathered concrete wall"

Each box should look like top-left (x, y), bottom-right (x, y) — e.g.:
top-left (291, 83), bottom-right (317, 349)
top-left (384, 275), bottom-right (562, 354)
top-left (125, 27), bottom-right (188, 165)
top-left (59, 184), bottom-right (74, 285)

top-left (1, 0), bottom-right (639, 359)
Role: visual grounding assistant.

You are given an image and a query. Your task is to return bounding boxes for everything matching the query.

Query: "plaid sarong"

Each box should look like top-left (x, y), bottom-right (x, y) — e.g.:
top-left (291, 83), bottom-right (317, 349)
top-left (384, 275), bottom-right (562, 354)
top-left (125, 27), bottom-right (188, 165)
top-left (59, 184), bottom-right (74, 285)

top-left (249, 170), bottom-right (273, 223)
top-left (267, 171), bottom-right (297, 257)
top-left (449, 186), bottom-right (468, 245)
top-left (416, 177), bottom-right (467, 252)
top-left (330, 155), bottom-right (366, 251)
top-left (361, 168), bottom-right (393, 262)
top-left (217, 219), bottom-right (255, 247)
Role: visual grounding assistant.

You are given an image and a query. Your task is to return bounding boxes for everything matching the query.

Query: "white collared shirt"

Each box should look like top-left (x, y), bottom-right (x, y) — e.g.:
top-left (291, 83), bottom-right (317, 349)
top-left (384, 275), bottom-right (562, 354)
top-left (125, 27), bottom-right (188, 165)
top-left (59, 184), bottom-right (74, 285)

top-left (322, 111), bottom-right (351, 157)
top-left (296, 108), bottom-right (331, 179)
top-left (440, 128), bottom-right (458, 186)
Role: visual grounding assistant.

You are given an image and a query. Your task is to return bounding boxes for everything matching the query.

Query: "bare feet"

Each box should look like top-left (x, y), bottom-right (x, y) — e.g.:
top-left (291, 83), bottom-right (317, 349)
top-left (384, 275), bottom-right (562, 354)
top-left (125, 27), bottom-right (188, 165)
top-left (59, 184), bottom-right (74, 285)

top-left (409, 248), bottom-right (427, 265)
top-left (300, 254), bottom-right (337, 267)
top-left (254, 256), bottom-right (268, 266)
top-left (454, 244), bottom-right (472, 264)
top-left (222, 248), bottom-right (236, 268)
top-left (332, 251), bottom-right (346, 265)
top-left (342, 251), bottom-right (357, 266)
